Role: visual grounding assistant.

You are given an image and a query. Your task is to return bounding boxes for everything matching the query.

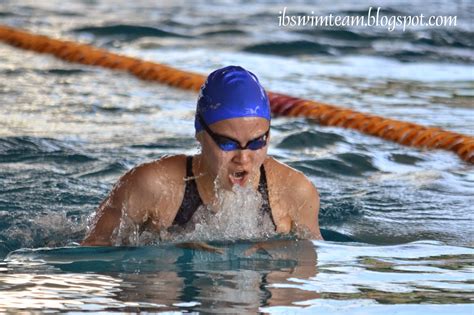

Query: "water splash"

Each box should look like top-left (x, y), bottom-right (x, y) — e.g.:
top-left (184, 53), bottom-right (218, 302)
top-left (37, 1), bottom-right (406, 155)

top-left (0, 210), bottom-right (87, 252)
top-left (113, 209), bottom-right (141, 246)
top-left (109, 181), bottom-right (277, 246)
top-left (164, 183), bottom-right (277, 243)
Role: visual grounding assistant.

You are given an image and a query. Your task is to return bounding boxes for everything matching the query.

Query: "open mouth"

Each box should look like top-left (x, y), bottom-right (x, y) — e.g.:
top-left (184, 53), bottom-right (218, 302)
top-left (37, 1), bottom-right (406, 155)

top-left (229, 170), bottom-right (248, 186)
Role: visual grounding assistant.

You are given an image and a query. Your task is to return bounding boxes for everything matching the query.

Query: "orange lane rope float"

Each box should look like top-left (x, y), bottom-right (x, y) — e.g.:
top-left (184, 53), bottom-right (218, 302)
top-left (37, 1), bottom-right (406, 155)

top-left (0, 25), bottom-right (472, 163)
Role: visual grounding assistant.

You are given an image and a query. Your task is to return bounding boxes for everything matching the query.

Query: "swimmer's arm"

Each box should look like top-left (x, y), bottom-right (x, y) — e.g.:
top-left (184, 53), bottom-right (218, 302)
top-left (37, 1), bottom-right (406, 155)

top-left (291, 177), bottom-right (323, 240)
top-left (81, 190), bottom-right (123, 246)
top-left (81, 167), bottom-right (155, 246)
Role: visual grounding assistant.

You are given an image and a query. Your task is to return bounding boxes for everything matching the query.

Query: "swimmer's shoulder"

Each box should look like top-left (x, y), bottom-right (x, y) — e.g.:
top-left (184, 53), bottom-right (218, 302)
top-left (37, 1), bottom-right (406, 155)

top-left (82, 155), bottom-right (188, 245)
top-left (117, 154), bottom-right (188, 224)
top-left (264, 156), bottom-right (316, 189)
top-left (264, 156), bottom-right (321, 239)
top-left (263, 156), bottom-right (319, 208)
top-left (120, 154), bottom-right (187, 190)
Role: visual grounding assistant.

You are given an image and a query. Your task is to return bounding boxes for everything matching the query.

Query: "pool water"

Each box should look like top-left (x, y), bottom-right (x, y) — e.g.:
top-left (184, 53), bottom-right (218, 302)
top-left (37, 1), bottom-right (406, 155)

top-left (0, 0), bottom-right (473, 313)
top-left (2, 240), bottom-right (473, 313)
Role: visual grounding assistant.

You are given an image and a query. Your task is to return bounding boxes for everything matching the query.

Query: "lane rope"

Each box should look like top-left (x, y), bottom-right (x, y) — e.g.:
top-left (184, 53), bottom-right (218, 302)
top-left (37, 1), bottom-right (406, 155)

top-left (1, 25), bottom-right (472, 163)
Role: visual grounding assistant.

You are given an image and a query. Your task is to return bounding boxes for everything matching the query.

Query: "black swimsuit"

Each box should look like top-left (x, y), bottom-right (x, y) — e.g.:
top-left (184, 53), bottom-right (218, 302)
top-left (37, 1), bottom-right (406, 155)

top-left (172, 156), bottom-right (275, 228)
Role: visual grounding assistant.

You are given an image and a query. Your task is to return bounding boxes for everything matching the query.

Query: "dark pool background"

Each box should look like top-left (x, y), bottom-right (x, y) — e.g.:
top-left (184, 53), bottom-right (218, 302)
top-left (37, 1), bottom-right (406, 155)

top-left (0, 0), bottom-right (473, 313)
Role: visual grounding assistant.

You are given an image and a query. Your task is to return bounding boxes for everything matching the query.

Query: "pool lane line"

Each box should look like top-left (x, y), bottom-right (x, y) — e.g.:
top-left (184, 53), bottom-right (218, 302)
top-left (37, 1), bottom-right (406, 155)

top-left (0, 25), bottom-right (472, 163)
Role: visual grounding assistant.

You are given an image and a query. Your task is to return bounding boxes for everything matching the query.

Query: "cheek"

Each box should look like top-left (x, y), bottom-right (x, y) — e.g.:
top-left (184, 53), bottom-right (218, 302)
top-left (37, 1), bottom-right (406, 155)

top-left (255, 147), bottom-right (268, 164)
top-left (202, 139), bottom-right (230, 176)
top-left (247, 148), bottom-right (268, 174)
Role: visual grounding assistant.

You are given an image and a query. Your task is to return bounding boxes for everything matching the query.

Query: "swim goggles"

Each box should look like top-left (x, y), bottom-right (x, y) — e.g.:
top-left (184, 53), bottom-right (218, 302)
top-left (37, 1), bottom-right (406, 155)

top-left (197, 112), bottom-right (269, 151)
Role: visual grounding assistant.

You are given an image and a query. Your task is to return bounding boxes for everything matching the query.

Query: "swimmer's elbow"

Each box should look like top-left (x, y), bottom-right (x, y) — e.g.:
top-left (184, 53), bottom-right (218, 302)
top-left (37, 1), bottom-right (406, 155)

top-left (81, 162), bottom-right (162, 247)
top-left (81, 237), bottom-right (112, 247)
top-left (80, 193), bottom-right (123, 247)
top-left (81, 212), bottom-right (118, 246)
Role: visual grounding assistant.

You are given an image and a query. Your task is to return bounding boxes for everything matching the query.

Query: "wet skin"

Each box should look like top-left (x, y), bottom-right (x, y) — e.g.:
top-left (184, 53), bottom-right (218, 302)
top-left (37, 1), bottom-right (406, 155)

top-left (82, 117), bottom-right (322, 246)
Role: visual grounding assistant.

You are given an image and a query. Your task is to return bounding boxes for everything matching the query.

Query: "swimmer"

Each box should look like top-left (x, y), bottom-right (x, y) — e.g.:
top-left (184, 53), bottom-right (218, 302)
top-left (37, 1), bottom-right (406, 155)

top-left (82, 65), bottom-right (322, 246)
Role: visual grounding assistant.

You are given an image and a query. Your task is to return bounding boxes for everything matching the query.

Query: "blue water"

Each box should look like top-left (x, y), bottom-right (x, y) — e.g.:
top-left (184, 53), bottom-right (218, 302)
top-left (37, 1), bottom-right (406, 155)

top-left (0, 0), bottom-right (473, 313)
top-left (1, 240), bottom-right (473, 313)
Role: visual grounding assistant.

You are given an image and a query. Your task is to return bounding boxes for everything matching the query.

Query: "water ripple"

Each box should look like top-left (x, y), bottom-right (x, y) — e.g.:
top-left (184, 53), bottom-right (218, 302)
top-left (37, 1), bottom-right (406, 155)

top-left (0, 137), bottom-right (95, 164)
top-left (72, 24), bottom-right (191, 40)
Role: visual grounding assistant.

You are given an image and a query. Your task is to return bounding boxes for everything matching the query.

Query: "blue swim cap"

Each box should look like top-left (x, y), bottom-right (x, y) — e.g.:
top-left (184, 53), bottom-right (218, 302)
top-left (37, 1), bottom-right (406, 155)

top-left (195, 65), bottom-right (271, 132)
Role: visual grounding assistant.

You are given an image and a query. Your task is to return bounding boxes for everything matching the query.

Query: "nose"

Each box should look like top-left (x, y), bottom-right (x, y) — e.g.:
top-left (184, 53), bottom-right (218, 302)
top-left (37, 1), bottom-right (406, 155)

top-left (232, 148), bottom-right (252, 165)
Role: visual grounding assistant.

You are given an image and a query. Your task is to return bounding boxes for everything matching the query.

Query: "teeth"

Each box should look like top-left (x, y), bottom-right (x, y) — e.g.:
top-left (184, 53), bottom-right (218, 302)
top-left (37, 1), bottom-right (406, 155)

top-left (234, 171), bottom-right (245, 178)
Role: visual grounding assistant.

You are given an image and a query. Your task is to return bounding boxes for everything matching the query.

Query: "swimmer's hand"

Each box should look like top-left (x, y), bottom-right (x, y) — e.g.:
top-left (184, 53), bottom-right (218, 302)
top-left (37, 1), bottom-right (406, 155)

top-left (177, 242), bottom-right (225, 254)
top-left (244, 242), bottom-right (271, 257)
top-left (244, 240), bottom-right (293, 257)
top-left (244, 216), bottom-right (295, 256)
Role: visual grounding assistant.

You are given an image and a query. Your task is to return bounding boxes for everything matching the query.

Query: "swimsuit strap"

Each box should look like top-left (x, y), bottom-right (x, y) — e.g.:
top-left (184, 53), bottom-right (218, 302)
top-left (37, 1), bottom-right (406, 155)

top-left (257, 164), bottom-right (276, 227)
top-left (172, 156), bottom-right (203, 226)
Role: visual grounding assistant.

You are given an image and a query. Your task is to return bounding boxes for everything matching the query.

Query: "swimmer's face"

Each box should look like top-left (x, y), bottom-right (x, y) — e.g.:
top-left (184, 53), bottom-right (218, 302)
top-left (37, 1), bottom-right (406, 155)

top-left (197, 117), bottom-right (270, 190)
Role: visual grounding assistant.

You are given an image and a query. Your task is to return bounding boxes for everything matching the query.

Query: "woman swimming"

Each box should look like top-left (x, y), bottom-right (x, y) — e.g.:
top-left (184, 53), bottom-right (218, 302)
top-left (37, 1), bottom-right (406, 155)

top-left (82, 65), bottom-right (322, 246)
